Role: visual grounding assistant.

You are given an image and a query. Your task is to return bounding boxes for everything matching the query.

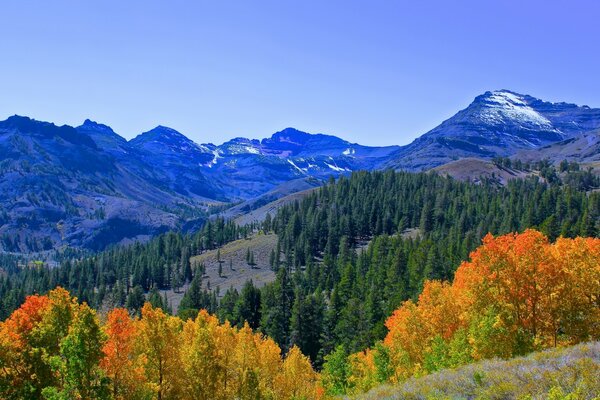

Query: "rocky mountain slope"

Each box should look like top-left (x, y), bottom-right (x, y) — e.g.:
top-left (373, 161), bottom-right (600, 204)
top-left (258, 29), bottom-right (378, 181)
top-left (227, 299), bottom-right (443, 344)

top-left (514, 129), bottom-right (600, 164)
top-left (386, 90), bottom-right (600, 170)
top-left (2, 89), bottom-right (599, 252)
top-left (0, 118), bottom-right (397, 252)
top-left (0, 116), bottom-right (205, 252)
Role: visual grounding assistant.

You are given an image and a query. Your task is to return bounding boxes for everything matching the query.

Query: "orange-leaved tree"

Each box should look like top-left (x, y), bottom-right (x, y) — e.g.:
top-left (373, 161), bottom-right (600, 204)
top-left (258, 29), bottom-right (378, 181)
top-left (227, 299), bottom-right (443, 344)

top-left (338, 230), bottom-right (600, 393)
top-left (101, 308), bottom-right (150, 400)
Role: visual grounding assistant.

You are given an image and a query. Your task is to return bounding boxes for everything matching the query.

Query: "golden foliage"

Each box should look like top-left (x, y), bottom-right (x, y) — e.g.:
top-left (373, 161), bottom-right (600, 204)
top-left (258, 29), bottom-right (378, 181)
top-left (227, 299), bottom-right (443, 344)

top-left (0, 289), bottom-right (323, 400)
top-left (346, 230), bottom-right (600, 392)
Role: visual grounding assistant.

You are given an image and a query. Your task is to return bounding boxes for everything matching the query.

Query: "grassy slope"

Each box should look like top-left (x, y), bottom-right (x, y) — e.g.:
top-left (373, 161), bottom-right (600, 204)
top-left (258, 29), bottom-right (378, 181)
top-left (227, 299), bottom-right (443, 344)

top-left (190, 233), bottom-right (278, 297)
top-left (232, 187), bottom-right (319, 226)
top-left (355, 342), bottom-right (600, 400)
top-left (433, 158), bottom-right (534, 185)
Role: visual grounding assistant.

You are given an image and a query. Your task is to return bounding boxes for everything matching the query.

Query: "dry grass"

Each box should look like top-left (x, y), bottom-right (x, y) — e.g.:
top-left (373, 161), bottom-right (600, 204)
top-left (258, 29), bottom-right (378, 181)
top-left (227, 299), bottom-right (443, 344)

top-left (190, 233), bottom-right (278, 297)
top-left (354, 342), bottom-right (600, 400)
top-left (433, 158), bottom-right (534, 185)
top-left (232, 187), bottom-right (318, 226)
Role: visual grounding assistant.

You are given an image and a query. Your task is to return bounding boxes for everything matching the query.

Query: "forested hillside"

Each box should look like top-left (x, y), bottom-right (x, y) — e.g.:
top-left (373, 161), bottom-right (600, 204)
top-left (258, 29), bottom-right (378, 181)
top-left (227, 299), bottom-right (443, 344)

top-left (1, 166), bottom-right (599, 369)
top-left (1, 230), bottom-right (598, 399)
top-left (261, 167), bottom-right (598, 363)
top-left (321, 230), bottom-right (600, 396)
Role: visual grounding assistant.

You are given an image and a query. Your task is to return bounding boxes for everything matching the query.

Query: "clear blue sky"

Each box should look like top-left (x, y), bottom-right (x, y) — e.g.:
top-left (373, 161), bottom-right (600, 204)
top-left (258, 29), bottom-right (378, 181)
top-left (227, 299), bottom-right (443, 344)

top-left (1, 0), bottom-right (598, 146)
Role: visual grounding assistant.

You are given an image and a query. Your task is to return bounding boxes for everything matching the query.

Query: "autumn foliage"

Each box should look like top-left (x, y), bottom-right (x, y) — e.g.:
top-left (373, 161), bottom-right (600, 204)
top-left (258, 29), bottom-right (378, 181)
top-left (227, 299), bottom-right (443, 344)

top-left (332, 230), bottom-right (600, 394)
top-left (0, 289), bottom-right (322, 400)
top-left (2, 230), bottom-right (598, 398)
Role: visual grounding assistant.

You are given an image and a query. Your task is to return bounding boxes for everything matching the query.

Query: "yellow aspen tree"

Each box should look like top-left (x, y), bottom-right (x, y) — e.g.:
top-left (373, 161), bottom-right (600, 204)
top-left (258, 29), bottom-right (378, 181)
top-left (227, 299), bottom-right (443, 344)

top-left (181, 310), bottom-right (226, 400)
top-left (137, 303), bottom-right (183, 400)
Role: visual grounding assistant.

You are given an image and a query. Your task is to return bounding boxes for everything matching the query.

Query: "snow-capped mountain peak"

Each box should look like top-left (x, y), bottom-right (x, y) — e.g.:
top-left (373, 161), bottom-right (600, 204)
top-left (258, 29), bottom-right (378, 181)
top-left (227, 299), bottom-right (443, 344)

top-left (219, 137), bottom-right (263, 155)
top-left (475, 90), bottom-right (555, 130)
top-left (386, 89), bottom-right (600, 171)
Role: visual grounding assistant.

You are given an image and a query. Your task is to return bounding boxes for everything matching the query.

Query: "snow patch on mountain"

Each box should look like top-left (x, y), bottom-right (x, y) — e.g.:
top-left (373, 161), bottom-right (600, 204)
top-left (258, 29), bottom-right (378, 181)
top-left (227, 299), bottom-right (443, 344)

top-left (478, 90), bottom-right (555, 130)
top-left (221, 138), bottom-right (263, 155)
top-left (207, 149), bottom-right (221, 167)
top-left (287, 159), bottom-right (307, 174)
top-left (324, 161), bottom-right (349, 172)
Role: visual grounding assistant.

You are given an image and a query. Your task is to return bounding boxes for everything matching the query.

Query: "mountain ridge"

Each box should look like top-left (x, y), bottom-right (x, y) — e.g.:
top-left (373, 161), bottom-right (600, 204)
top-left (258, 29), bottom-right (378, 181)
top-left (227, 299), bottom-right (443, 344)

top-left (385, 89), bottom-right (600, 170)
top-left (2, 89), bottom-right (600, 251)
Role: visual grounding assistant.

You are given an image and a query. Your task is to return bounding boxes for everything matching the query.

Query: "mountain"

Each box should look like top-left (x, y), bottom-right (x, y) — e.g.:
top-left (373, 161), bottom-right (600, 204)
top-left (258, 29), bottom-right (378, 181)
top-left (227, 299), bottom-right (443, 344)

top-left (514, 129), bottom-right (600, 164)
top-left (0, 117), bottom-right (397, 252)
top-left (386, 90), bottom-right (600, 170)
top-left (0, 116), bottom-right (206, 252)
top-left (203, 127), bottom-right (399, 198)
top-left (129, 126), bottom-right (225, 200)
top-left (2, 89), bottom-right (599, 252)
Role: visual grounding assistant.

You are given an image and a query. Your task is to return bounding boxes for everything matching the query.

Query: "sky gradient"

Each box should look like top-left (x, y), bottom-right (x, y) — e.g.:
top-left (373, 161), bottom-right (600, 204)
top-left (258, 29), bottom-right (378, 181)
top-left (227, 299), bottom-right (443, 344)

top-left (1, 0), bottom-right (599, 146)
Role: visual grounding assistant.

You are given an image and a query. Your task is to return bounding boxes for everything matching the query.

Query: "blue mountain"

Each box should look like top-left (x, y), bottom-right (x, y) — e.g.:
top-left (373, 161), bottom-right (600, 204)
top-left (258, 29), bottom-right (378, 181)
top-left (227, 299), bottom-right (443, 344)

top-left (385, 90), bottom-right (600, 170)
top-left (1, 90), bottom-right (599, 251)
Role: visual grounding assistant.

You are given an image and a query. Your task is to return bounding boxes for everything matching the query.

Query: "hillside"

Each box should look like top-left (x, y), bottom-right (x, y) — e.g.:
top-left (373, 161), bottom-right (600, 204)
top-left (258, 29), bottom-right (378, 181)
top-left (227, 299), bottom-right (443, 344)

top-left (233, 187), bottom-right (319, 226)
top-left (2, 230), bottom-right (599, 400)
top-left (355, 342), bottom-right (600, 400)
top-left (1, 170), bottom-right (600, 399)
top-left (432, 157), bottom-right (533, 184)
top-left (218, 178), bottom-right (322, 225)
top-left (1, 169), bottom-right (598, 351)
top-left (190, 233), bottom-right (278, 296)
top-left (514, 129), bottom-right (600, 164)
top-left (0, 116), bottom-right (206, 253)
top-left (318, 230), bottom-right (600, 397)
top-left (0, 117), bottom-right (396, 252)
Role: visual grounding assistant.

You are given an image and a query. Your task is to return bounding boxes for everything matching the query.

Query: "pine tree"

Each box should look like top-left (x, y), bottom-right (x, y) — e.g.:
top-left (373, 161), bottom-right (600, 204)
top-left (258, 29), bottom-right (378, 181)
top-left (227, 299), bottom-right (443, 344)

top-left (260, 267), bottom-right (293, 351)
top-left (290, 291), bottom-right (324, 364)
top-left (269, 248), bottom-right (276, 268)
top-left (148, 288), bottom-right (165, 311)
top-left (234, 280), bottom-right (261, 329)
top-left (126, 285), bottom-right (145, 314)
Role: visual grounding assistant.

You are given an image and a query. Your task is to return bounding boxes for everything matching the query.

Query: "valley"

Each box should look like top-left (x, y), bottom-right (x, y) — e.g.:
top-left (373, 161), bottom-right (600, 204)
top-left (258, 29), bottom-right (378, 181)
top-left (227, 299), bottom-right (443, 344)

top-left (1, 91), bottom-right (600, 400)
top-left (3, 3), bottom-right (599, 399)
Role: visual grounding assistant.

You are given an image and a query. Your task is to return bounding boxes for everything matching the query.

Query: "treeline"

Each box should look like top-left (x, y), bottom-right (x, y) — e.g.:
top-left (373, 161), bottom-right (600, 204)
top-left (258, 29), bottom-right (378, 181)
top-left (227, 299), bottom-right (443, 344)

top-left (253, 170), bottom-right (599, 363)
top-left (0, 288), bottom-right (321, 400)
top-left (1, 169), bottom-right (599, 367)
top-left (0, 218), bottom-right (258, 320)
top-left (319, 230), bottom-right (600, 395)
top-left (492, 157), bottom-right (600, 190)
top-left (2, 232), bottom-right (598, 399)
top-left (271, 169), bottom-right (599, 272)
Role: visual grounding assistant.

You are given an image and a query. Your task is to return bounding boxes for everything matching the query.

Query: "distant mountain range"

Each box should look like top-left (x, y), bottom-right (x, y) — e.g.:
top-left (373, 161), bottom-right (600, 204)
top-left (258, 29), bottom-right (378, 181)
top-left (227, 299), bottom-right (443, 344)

top-left (1, 89), bottom-right (599, 252)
